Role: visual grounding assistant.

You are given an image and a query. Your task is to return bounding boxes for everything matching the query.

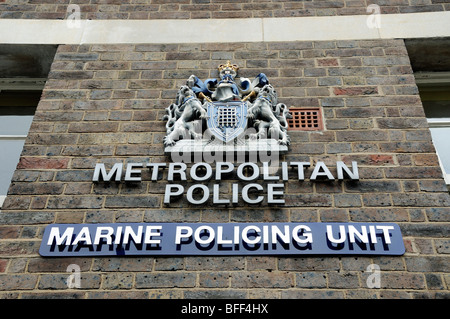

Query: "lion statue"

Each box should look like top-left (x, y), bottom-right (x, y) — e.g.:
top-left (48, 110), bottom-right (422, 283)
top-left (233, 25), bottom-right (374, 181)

top-left (247, 84), bottom-right (292, 146)
top-left (162, 85), bottom-right (207, 147)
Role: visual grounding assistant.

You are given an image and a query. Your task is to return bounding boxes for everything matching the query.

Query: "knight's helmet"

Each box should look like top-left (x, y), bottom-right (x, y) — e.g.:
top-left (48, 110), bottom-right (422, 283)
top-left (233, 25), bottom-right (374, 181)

top-left (218, 60), bottom-right (239, 82)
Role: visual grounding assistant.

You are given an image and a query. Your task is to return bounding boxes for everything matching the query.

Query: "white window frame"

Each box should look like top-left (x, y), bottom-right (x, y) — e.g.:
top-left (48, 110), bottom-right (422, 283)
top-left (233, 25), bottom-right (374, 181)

top-left (416, 71), bottom-right (450, 186)
top-left (0, 75), bottom-right (46, 210)
top-left (0, 135), bottom-right (28, 209)
top-left (427, 118), bottom-right (450, 185)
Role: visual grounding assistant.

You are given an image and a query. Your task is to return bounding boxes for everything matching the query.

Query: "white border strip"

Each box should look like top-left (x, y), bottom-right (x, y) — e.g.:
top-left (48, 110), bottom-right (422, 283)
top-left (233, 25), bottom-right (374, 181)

top-left (0, 11), bottom-right (449, 45)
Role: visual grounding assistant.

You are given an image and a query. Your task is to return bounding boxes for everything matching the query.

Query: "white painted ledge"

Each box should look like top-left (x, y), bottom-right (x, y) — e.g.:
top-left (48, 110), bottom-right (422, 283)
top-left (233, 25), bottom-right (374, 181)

top-left (0, 11), bottom-right (449, 45)
top-left (263, 15), bottom-right (380, 42)
top-left (83, 19), bottom-right (264, 44)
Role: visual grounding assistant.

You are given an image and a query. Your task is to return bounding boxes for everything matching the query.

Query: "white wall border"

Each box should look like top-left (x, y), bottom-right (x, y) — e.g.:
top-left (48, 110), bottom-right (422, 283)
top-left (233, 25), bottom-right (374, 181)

top-left (0, 11), bottom-right (449, 45)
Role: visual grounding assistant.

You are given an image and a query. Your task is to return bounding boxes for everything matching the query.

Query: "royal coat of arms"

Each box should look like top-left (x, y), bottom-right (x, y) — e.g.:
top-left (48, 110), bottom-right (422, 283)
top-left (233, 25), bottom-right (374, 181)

top-left (162, 61), bottom-right (291, 152)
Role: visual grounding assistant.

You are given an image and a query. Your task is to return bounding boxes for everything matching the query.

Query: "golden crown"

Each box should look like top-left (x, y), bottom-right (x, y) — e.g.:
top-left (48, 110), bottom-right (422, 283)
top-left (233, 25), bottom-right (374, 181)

top-left (218, 60), bottom-right (239, 72)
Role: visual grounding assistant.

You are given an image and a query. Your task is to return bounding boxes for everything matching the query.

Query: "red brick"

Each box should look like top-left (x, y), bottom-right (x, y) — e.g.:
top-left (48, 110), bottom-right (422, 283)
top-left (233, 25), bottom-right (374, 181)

top-left (333, 86), bottom-right (378, 96)
top-left (368, 155), bottom-right (394, 165)
top-left (0, 227), bottom-right (21, 239)
top-left (0, 259), bottom-right (8, 273)
top-left (1, 197), bottom-right (32, 210)
top-left (17, 157), bottom-right (69, 170)
top-left (317, 58), bottom-right (339, 66)
top-left (378, 273), bottom-right (426, 289)
top-left (413, 154), bottom-right (440, 166)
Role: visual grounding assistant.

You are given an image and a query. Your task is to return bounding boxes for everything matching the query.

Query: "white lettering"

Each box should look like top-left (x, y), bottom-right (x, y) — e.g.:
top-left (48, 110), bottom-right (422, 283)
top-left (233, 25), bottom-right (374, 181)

top-left (164, 184), bottom-right (184, 204)
top-left (236, 162), bottom-right (259, 181)
top-left (125, 163), bottom-right (143, 182)
top-left (281, 161), bottom-right (289, 181)
top-left (348, 225), bottom-right (369, 243)
top-left (215, 162), bottom-right (234, 180)
top-left (242, 183), bottom-right (264, 204)
top-left (123, 225), bottom-right (143, 244)
top-left (93, 227), bottom-right (114, 245)
top-left (326, 225), bottom-right (347, 244)
top-left (217, 226), bottom-right (232, 245)
top-left (376, 225), bottom-right (394, 244)
top-left (292, 225), bottom-right (313, 244)
top-left (187, 184), bottom-right (209, 205)
top-left (175, 226), bottom-right (193, 244)
top-left (267, 183), bottom-right (285, 204)
top-left (369, 225), bottom-right (377, 244)
top-left (190, 162), bottom-right (213, 181)
top-left (263, 162), bottom-right (279, 180)
top-left (147, 163), bottom-right (166, 181)
top-left (290, 162), bottom-right (310, 180)
top-left (213, 184), bottom-right (230, 204)
top-left (72, 227), bottom-right (92, 246)
top-left (144, 226), bottom-right (162, 244)
top-left (310, 161), bottom-right (335, 181)
top-left (168, 163), bottom-right (187, 181)
top-left (242, 225), bottom-right (261, 245)
top-left (271, 225), bottom-right (290, 244)
top-left (47, 227), bottom-right (74, 245)
top-left (194, 226), bottom-right (215, 245)
top-left (337, 161), bottom-right (359, 180)
top-left (93, 163), bottom-right (123, 182)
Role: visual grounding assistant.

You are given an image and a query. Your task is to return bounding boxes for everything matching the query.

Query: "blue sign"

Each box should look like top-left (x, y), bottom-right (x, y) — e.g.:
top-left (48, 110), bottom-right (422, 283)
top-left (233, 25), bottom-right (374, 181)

top-left (39, 222), bottom-right (405, 257)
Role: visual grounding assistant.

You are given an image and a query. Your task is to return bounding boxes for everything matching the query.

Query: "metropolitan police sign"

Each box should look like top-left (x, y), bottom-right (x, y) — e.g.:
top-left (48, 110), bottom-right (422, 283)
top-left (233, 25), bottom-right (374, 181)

top-left (38, 61), bottom-right (407, 258)
top-left (39, 222), bottom-right (405, 257)
top-left (91, 160), bottom-right (360, 205)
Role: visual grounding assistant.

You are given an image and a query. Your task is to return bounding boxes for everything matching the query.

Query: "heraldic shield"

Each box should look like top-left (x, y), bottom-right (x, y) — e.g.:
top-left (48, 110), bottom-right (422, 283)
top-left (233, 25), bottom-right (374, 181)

top-left (206, 101), bottom-right (248, 143)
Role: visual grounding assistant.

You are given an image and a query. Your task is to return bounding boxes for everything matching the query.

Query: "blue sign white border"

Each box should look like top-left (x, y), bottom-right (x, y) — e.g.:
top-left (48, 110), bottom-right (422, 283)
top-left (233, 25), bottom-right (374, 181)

top-left (39, 222), bottom-right (405, 257)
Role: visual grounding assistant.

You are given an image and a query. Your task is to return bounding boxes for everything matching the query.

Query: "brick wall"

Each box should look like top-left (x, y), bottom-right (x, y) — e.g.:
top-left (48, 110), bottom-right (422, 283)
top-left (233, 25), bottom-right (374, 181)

top-left (1, 0), bottom-right (449, 19)
top-left (0, 39), bottom-right (449, 298)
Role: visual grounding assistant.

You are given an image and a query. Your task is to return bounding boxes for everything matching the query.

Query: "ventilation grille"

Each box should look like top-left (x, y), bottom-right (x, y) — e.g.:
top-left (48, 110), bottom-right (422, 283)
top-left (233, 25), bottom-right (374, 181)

top-left (288, 107), bottom-right (323, 131)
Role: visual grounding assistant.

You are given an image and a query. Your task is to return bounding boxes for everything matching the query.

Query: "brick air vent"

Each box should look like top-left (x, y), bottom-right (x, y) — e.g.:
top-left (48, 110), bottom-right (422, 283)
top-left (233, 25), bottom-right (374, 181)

top-left (288, 107), bottom-right (323, 131)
